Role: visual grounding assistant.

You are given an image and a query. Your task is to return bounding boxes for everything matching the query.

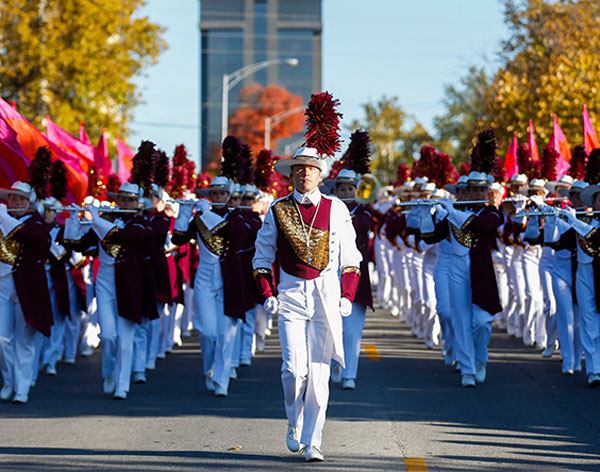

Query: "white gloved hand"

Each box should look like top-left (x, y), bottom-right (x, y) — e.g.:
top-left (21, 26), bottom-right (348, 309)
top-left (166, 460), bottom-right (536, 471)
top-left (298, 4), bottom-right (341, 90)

top-left (264, 296), bottom-right (279, 316)
top-left (437, 198), bottom-right (454, 213)
top-left (434, 203), bottom-right (448, 221)
top-left (85, 205), bottom-right (99, 220)
top-left (559, 206), bottom-right (577, 225)
top-left (529, 195), bottom-right (544, 207)
top-left (339, 297), bottom-right (352, 317)
top-left (512, 194), bottom-right (528, 212)
top-left (0, 203), bottom-right (8, 221)
top-left (196, 198), bottom-right (211, 214)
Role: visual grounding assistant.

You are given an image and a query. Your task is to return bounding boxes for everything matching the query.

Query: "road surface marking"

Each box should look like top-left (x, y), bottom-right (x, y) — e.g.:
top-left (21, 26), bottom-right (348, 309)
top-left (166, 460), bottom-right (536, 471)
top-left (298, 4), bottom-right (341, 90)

top-left (363, 344), bottom-right (380, 361)
top-left (404, 457), bottom-right (428, 471)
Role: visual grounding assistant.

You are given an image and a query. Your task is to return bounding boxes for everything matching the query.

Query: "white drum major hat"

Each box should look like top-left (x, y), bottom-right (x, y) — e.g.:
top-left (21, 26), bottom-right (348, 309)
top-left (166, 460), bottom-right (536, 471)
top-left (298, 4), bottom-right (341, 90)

top-left (0, 181), bottom-right (36, 203)
top-left (274, 147), bottom-right (327, 176)
top-left (106, 182), bottom-right (143, 200)
top-left (195, 176), bottom-right (234, 197)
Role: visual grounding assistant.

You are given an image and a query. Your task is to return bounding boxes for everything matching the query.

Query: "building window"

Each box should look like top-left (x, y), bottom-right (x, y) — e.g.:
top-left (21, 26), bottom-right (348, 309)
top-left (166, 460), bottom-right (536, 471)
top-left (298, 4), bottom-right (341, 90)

top-left (200, 1), bottom-right (245, 22)
top-left (253, 0), bottom-right (268, 85)
top-left (278, 29), bottom-right (314, 98)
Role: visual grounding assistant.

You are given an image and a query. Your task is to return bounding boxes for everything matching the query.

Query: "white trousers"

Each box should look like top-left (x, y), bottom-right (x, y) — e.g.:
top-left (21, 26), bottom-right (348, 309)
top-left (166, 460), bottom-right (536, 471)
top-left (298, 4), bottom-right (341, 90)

top-left (96, 263), bottom-right (136, 392)
top-left (508, 247), bottom-right (527, 336)
top-left (42, 271), bottom-right (67, 368)
top-left (0, 273), bottom-right (36, 395)
top-left (539, 254), bottom-right (557, 348)
top-left (193, 262), bottom-right (238, 391)
top-left (240, 307), bottom-right (257, 361)
top-left (448, 255), bottom-right (494, 375)
top-left (341, 303), bottom-right (366, 380)
top-left (552, 261), bottom-right (583, 371)
top-left (133, 313), bottom-right (161, 373)
top-left (277, 275), bottom-right (334, 449)
top-left (575, 263), bottom-right (600, 375)
top-left (63, 271), bottom-right (82, 361)
top-left (435, 251), bottom-right (453, 355)
top-left (80, 264), bottom-right (100, 350)
top-left (521, 248), bottom-right (544, 345)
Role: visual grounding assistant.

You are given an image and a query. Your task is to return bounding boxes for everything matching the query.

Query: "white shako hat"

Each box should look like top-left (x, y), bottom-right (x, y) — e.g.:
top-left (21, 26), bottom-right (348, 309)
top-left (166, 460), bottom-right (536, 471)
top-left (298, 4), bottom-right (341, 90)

top-left (546, 174), bottom-right (574, 196)
top-left (0, 181), bottom-right (36, 203)
top-left (465, 171), bottom-right (489, 187)
top-left (559, 179), bottom-right (588, 196)
top-left (106, 182), bottom-right (143, 200)
top-left (242, 184), bottom-right (259, 199)
top-left (196, 175), bottom-right (234, 197)
top-left (509, 173), bottom-right (528, 185)
top-left (579, 181), bottom-right (600, 206)
top-left (333, 169), bottom-right (360, 186)
top-left (525, 178), bottom-right (549, 196)
top-left (42, 196), bottom-right (62, 211)
top-left (421, 182), bottom-right (436, 193)
top-left (275, 146), bottom-right (327, 176)
top-left (445, 175), bottom-right (468, 195)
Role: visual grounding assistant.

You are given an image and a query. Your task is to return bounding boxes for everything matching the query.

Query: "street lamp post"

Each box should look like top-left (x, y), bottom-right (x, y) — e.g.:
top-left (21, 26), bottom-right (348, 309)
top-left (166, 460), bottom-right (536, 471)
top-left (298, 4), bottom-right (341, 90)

top-left (221, 58), bottom-right (299, 144)
top-left (264, 106), bottom-right (305, 150)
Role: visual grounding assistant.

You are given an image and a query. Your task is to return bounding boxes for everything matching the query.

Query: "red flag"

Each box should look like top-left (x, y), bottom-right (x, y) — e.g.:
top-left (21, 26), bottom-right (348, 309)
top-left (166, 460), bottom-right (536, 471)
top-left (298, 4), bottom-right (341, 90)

top-left (0, 98), bottom-right (87, 203)
top-left (79, 122), bottom-right (92, 146)
top-left (583, 104), bottom-right (600, 153)
top-left (548, 114), bottom-right (571, 178)
top-left (528, 120), bottom-right (540, 162)
top-left (0, 117), bottom-right (30, 187)
top-left (117, 137), bottom-right (134, 182)
top-left (505, 133), bottom-right (518, 180)
top-left (95, 129), bottom-right (113, 179)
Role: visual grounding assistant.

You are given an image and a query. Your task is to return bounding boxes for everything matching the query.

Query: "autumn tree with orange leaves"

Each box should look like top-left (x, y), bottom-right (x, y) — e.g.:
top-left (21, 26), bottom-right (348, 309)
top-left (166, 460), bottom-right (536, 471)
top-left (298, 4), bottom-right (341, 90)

top-left (229, 83), bottom-right (304, 155)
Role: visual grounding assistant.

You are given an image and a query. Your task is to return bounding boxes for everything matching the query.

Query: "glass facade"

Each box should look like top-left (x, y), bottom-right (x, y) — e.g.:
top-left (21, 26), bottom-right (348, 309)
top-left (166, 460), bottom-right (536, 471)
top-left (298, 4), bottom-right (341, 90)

top-left (200, 0), bottom-right (321, 168)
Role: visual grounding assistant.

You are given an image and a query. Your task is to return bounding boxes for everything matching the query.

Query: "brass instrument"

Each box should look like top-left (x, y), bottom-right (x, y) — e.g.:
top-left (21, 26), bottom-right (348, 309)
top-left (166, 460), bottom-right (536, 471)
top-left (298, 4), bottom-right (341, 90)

top-left (355, 173), bottom-right (380, 204)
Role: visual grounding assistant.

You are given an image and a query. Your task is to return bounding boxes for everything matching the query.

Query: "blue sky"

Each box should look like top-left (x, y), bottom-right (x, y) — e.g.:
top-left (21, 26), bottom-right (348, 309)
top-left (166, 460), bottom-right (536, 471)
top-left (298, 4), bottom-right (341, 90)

top-left (129, 0), bottom-right (508, 166)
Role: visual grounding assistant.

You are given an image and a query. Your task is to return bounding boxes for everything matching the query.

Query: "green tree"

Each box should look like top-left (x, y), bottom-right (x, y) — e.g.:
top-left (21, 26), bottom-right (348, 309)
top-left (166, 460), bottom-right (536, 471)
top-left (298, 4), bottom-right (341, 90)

top-left (348, 96), bottom-right (433, 182)
top-left (0, 0), bottom-right (166, 143)
top-left (487, 0), bottom-right (600, 149)
top-left (433, 66), bottom-right (493, 163)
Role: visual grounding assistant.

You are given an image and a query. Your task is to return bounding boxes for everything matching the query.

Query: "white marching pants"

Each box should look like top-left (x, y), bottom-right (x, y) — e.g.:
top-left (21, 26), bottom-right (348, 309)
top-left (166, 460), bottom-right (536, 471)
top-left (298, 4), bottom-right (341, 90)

top-left (0, 273), bottom-right (37, 395)
top-left (539, 253), bottom-right (557, 349)
top-left (42, 271), bottom-right (67, 368)
top-left (193, 262), bottom-right (238, 391)
top-left (80, 264), bottom-right (100, 350)
top-left (341, 303), bottom-right (366, 380)
top-left (521, 248), bottom-right (544, 345)
top-left (96, 263), bottom-right (136, 393)
top-left (552, 264), bottom-right (583, 371)
top-left (277, 275), bottom-right (334, 449)
top-left (574, 263), bottom-right (600, 376)
top-left (435, 251), bottom-right (453, 355)
top-left (63, 271), bottom-right (82, 361)
top-left (448, 255), bottom-right (494, 375)
top-left (240, 307), bottom-right (257, 361)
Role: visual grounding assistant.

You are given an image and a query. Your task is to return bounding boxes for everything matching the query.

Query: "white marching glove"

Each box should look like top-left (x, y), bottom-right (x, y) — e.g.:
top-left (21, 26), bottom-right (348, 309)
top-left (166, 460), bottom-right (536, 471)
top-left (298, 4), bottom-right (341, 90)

top-left (512, 194), bottom-right (528, 212)
top-left (559, 206), bottom-right (577, 225)
top-left (437, 198), bottom-right (454, 214)
top-left (433, 203), bottom-right (448, 222)
top-left (85, 205), bottom-right (100, 221)
top-left (339, 297), bottom-right (352, 317)
top-left (264, 296), bottom-right (279, 316)
top-left (529, 195), bottom-right (544, 207)
top-left (0, 203), bottom-right (8, 221)
top-left (196, 198), bottom-right (211, 214)
top-left (174, 202), bottom-right (195, 232)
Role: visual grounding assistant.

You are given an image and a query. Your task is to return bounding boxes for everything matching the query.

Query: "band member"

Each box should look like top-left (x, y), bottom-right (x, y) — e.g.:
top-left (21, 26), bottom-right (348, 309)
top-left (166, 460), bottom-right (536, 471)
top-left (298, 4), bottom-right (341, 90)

top-left (0, 182), bottom-right (52, 404)
top-left (253, 146), bottom-right (362, 461)
top-left (330, 169), bottom-right (374, 390)
top-left (172, 176), bottom-right (251, 397)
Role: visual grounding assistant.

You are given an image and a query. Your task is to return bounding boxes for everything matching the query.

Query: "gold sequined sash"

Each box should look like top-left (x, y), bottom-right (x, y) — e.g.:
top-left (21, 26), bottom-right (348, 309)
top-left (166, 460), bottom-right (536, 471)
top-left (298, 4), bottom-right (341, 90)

top-left (195, 214), bottom-right (227, 257)
top-left (0, 231), bottom-right (20, 265)
top-left (449, 222), bottom-right (473, 248)
top-left (272, 196), bottom-right (329, 270)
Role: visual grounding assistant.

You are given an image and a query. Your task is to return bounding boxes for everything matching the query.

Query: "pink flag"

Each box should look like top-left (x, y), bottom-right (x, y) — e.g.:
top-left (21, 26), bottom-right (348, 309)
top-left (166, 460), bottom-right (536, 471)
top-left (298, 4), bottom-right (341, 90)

top-left (0, 98), bottom-right (87, 203)
top-left (548, 114), bottom-right (572, 178)
top-left (95, 129), bottom-right (113, 178)
top-left (79, 122), bottom-right (92, 146)
top-left (528, 120), bottom-right (540, 162)
top-left (505, 133), bottom-right (518, 180)
top-left (0, 117), bottom-right (30, 187)
top-left (583, 104), bottom-right (600, 153)
top-left (46, 116), bottom-right (95, 175)
top-left (117, 137), bottom-right (134, 182)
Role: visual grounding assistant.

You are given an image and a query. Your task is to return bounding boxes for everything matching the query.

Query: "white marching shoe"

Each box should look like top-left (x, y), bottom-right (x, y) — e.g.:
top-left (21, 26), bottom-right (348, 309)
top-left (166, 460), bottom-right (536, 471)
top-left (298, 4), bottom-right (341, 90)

top-left (12, 393), bottom-right (28, 404)
top-left (461, 374), bottom-right (476, 388)
top-left (214, 386), bottom-right (228, 397)
top-left (103, 374), bottom-right (115, 395)
top-left (113, 390), bottom-right (127, 400)
top-left (331, 363), bottom-right (342, 383)
top-left (0, 385), bottom-right (13, 401)
top-left (286, 424), bottom-right (300, 452)
top-left (304, 446), bottom-right (324, 462)
top-left (45, 364), bottom-right (57, 376)
top-left (133, 372), bottom-right (147, 384)
top-left (588, 373), bottom-right (600, 388)
top-left (342, 379), bottom-right (355, 390)
top-left (230, 367), bottom-right (238, 380)
top-left (475, 361), bottom-right (487, 383)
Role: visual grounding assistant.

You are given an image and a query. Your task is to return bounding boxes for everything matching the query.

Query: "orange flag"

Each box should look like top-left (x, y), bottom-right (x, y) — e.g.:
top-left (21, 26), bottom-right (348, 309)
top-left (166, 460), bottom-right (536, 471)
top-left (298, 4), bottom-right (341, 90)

top-left (583, 104), bottom-right (600, 153)
top-left (548, 114), bottom-right (572, 177)
top-left (117, 137), bottom-right (134, 182)
top-left (528, 120), bottom-right (540, 162)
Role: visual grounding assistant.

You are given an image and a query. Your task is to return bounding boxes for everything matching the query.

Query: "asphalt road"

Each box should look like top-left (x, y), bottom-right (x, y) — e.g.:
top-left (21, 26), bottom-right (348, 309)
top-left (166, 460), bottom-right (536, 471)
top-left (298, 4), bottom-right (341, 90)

top-left (1, 305), bottom-right (599, 471)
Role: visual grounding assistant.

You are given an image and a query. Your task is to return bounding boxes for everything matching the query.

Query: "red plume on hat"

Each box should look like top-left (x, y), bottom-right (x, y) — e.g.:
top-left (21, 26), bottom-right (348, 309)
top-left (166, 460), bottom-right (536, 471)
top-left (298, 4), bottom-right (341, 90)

top-left (569, 145), bottom-right (588, 180)
top-left (130, 140), bottom-right (157, 193)
top-left (238, 144), bottom-right (254, 185)
top-left (585, 148), bottom-right (600, 184)
top-left (107, 174), bottom-right (121, 194)
top-left (393, 163), bottom-right (409, 186)
top-left (471, 129), bottom-right (498, 174)
top-left (221, 135), bottom-right (243, 181)
top-left (541, 146), bottom-right (559, 182)
top-left (344, 130), bottom-right (371, 174)
top-left (50, 160), bottom-right (68, 202)
top-left (303, 91), bottom-right (343, 157)
top-left (517, 144), bottom-right (541, 180)
top-left (254, 149), bottom-right (276, 192)
top-left (29, 146), bottom-right (52, 200)
top-left (153, 150), bottom-right (170, 188)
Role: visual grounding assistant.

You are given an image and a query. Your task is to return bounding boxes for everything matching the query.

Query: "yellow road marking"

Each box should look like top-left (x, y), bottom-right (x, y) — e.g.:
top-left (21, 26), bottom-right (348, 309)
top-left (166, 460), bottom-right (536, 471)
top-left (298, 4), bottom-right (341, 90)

top-left (404, 457), bottom-right (428, 471)
top-left (363, 344), bottom-right (380, 361)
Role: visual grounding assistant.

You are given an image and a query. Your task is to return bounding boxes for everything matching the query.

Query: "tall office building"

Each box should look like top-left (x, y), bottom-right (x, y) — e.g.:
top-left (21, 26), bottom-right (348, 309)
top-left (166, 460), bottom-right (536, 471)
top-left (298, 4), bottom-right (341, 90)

top-left (199, 0), bottom-right (322, 170)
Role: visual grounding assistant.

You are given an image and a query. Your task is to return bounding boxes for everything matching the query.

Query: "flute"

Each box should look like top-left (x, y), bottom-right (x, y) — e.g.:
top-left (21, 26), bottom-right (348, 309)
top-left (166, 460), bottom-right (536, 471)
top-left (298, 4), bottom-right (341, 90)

top-left (52, 205), bottom-right (137, 214)
top-left (396, 196), bottom-right (568, 207)
top-left (515, 209), bottom-right (600, 218)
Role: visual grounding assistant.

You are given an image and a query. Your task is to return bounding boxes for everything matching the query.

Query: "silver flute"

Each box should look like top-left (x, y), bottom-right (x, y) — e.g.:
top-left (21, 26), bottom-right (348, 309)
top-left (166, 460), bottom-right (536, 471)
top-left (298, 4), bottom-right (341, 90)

top-left (52, 205), bottom-right (137, 214)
